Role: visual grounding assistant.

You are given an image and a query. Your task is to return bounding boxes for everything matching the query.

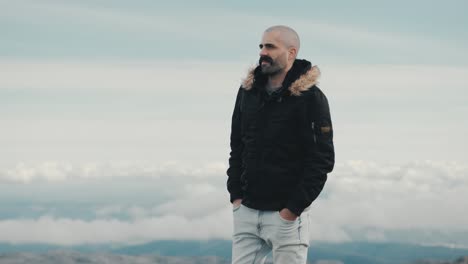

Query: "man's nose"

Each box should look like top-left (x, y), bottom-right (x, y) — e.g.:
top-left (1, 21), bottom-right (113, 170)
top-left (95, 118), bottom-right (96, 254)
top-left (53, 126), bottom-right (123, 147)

top-left (259, 48), bottom-right (268, 57)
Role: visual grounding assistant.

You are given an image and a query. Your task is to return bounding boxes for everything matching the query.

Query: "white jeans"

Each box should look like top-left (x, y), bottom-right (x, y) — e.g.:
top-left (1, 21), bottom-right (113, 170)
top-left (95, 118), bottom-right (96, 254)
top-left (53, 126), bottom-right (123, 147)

top-left (231, 203), bottom-right (310, 264)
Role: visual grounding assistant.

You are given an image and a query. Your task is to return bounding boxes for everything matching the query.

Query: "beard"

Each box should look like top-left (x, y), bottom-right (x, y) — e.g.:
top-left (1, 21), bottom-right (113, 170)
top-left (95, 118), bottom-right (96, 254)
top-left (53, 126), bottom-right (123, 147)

top-left (259, 55), bottom-right (284, 76)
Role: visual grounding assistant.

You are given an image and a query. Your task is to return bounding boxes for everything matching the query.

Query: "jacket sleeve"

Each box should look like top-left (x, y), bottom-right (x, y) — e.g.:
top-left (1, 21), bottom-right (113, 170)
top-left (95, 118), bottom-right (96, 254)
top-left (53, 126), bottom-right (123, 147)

top-left (226, 87), bottom-right (245, 203)
top-left (286, 87), bottom-right (335, 216)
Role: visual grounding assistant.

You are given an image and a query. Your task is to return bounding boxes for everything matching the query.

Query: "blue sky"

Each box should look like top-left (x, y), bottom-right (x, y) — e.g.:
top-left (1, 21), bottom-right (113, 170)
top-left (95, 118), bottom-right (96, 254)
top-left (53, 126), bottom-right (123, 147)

top-left (2, 0), bottom-right (468, 64)
top-left (1, 0), bottom-right (468, 247)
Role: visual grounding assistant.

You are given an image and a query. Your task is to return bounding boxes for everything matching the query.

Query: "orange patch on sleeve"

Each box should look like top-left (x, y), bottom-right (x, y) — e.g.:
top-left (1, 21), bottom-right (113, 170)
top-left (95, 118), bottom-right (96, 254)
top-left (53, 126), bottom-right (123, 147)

top-left (320, 126), bottom-right (331, 133)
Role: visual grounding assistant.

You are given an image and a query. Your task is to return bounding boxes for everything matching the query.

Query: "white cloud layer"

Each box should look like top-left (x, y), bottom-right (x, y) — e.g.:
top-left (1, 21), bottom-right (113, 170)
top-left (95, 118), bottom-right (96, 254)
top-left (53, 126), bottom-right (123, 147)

top-left (0, 160), bottom-right (467, 245)
top-left (0, 60), bottom-right (245, 93)
top-left (0, 161), bottom-right (225, 184)
top-left (1, 60), bottom-right (467, 164)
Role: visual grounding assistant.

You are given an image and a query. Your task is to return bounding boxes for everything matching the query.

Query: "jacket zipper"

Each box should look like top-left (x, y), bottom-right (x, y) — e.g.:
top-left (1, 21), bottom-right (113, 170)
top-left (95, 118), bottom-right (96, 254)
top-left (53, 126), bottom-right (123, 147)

top-left (311, 122), bottom-right (317, 144)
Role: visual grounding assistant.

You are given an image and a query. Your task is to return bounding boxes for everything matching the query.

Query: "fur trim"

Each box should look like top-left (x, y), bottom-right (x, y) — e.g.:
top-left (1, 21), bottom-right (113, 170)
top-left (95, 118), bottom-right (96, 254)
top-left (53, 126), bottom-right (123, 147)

top-left (241, 66), bottom-right (256, 90)
top-left (289, 65), bottom-right (320, 96)
top-left (241, 66), bottom-right (321, 96)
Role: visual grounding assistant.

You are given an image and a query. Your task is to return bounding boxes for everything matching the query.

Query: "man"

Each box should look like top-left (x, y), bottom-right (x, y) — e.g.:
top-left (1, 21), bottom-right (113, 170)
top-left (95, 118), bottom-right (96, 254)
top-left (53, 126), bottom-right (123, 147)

top-left (227, 25), bottom-right (335, 264)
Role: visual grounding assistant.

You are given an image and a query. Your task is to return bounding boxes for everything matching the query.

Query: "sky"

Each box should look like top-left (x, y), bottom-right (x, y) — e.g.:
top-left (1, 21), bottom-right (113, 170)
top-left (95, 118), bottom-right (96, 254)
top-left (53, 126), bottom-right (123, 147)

top-left (1, 0), bottom-right (468, 248)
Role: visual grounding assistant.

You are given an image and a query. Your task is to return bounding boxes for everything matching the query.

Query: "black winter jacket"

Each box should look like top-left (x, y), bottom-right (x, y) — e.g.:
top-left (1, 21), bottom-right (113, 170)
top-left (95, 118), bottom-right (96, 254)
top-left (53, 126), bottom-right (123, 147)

top-left (226, 59), bottom-right (335, 216)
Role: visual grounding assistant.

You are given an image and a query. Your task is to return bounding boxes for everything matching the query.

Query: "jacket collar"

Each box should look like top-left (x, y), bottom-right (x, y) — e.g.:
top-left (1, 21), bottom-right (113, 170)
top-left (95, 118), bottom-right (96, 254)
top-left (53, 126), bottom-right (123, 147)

top-left (241, 59), bottom-right (320, 96)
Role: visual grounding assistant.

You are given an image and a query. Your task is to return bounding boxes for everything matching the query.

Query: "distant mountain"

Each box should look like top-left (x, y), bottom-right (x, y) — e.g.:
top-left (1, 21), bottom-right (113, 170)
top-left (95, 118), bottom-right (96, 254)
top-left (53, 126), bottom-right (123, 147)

top-left (112, 240), bottom-right (468, 264)
top-left (1, 240), bottom-right (468, 264)
top-left (1, 251), bottom-right (467, 264)
top-left (309, 242), bottom-right (468, 264)
top-left (112, 239), bottom-right (232, 258)
top-left (0, 243), bottom-right (59, 254)
top-left (411, 256), bottom-right (468, 264)
top-left (0, 250), bottom-right (230, 264)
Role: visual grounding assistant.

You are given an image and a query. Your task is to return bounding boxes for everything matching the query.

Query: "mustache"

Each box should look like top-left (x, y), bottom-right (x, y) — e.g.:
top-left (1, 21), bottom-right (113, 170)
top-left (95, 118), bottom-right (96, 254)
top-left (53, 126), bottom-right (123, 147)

top-left (259, 56), bottom-right (273, 65)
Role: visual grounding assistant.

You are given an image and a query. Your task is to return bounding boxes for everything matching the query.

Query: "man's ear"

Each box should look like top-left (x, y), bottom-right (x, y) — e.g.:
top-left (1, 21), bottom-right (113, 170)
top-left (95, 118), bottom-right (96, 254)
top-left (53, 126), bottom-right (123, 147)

top-left (288, 48), bottom-right (297, 61)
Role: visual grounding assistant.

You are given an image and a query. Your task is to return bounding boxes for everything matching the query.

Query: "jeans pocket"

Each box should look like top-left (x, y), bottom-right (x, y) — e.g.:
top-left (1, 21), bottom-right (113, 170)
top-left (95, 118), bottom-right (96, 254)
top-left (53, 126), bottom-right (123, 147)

top-left (233, 204), bottom-right (242, 212)
top-left (277, 211), bottom-right (297, 224)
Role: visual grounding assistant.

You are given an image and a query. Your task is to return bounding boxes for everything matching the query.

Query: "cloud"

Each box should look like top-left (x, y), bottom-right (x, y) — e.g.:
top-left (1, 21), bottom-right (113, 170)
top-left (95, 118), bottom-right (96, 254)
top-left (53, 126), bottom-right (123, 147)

top-left (1, 160), bottom-right (468, 246)
top-left (0, 213), bottom-right (233, 245)
top-left (1, 59), bottom-right (466, 94)
top-left (1, 61), bottom-right (466, 100)
top-left (0, 59), bottom-right (466, 176)
top-left (2, 60), bottom-right (467, 164)
top-left (94, 205), bottom-right (123, 218)
top-left (318, 160), bottom-right (468, 229)
top-left (0, 161), bottom-right (226, 184)
top-left (0, 60), bottom-right (245, 93)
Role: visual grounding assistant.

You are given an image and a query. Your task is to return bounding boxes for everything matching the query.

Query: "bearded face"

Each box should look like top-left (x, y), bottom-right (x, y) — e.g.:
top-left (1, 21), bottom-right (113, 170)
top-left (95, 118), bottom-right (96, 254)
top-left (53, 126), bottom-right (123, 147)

top-left (258, 31), bottom-right (290, 76)
top-left (259, 55), bottom-right (287, 75)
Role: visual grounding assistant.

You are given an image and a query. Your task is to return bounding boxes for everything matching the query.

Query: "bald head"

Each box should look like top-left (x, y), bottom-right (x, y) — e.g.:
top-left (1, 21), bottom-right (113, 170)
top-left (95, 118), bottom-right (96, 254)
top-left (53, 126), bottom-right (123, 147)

top-left (258, 25), bottom-right (301, 75)
top-left (264, 25), bottom-right (300, 57)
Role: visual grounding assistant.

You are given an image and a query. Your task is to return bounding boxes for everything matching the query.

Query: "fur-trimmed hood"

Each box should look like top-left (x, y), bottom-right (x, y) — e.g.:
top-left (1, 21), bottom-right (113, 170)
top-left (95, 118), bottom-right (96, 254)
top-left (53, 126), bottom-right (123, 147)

top-left (241, 59), bottom-right (320, 96)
